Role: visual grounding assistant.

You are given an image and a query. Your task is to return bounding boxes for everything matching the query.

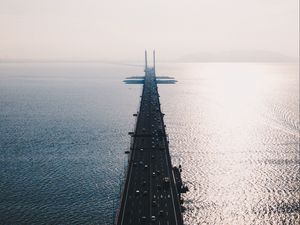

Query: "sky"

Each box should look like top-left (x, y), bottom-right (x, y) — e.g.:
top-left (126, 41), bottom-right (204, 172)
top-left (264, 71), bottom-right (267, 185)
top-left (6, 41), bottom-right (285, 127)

top-left (0, 0), bottom-right (299, 61)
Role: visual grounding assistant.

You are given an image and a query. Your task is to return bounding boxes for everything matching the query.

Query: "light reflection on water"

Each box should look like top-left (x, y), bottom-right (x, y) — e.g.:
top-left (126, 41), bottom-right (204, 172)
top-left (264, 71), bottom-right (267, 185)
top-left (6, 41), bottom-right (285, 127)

top-left (158, 63), bottom-right (299, 225)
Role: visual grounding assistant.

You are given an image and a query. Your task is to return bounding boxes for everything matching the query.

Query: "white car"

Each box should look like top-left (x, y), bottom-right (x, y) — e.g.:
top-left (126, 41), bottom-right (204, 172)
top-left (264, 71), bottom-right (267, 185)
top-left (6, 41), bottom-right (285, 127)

top-left (151, 216), bottom-right (156, 222)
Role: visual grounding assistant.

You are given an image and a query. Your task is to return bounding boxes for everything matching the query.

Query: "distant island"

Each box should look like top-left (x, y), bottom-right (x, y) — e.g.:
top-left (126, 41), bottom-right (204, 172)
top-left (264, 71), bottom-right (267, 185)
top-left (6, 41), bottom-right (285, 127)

top-left (177, 50), bottom-right (298, 63)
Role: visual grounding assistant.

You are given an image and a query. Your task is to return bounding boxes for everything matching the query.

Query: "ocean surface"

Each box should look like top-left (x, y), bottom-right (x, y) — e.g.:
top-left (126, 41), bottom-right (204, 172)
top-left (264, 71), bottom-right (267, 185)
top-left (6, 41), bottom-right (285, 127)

top-left (0, 62), bottom-right (299, 225)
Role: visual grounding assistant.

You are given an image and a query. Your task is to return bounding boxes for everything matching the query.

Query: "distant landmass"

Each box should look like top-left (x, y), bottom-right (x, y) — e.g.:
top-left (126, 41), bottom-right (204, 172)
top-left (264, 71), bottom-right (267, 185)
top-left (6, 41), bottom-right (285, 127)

top-left (0, 50), bottom-right (298, 64)
top-left (178, 50), bottom-right (298, 63)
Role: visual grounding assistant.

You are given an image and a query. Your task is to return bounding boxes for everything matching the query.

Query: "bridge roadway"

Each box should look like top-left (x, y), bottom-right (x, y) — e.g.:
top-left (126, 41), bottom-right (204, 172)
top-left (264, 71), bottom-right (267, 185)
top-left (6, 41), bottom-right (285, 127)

top-left (116, 68), bottom-right (183, 225)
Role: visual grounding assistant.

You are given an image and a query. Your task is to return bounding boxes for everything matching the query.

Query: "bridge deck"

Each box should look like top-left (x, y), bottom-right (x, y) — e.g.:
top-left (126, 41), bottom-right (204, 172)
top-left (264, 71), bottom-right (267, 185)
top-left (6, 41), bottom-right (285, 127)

top-left (116, 68), bottom-right (183, 225)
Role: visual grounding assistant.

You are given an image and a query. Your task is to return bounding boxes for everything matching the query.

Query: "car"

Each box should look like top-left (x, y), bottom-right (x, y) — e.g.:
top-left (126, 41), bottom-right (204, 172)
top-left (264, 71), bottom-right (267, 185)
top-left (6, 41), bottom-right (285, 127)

top-left (140, 148), bottom-right (144, 151)
top-left (135, 190), bottom-right (140, 195)
top-left (152, 172), bottom-right (156, 177)
top-left (152, 200), bottom-right (157, 207)
top-left (144, 164), bottom-right (148, 169)
top-left (163, 177), bottom-right (170, 183)
top-left (143, 190), bottom-right (148, 196)
top-left (151, 216), bottom-right (156, 222)
top-left (140, 216), bottom-right (147, 222)
top-left (159, 210), bottom-right (164, 216)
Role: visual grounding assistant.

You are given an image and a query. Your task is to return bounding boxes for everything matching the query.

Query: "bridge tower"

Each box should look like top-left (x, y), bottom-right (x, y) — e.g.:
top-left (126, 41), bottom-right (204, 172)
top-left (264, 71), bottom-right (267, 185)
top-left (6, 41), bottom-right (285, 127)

top-left (153, 50), bottom-right (156, 74)
top-left (144, 50), bottom-right (148, 72)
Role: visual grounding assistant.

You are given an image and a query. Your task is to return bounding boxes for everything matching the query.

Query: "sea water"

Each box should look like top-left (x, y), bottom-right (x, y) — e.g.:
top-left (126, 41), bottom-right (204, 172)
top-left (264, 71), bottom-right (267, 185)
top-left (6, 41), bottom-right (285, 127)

top-left (0, 62), bottom-right (299, 224)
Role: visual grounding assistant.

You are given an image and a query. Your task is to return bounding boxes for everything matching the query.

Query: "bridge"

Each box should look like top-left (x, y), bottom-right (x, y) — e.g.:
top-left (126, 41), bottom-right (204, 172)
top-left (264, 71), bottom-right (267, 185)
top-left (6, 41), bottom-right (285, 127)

top-left (115, 51), bottom-right (187, 225)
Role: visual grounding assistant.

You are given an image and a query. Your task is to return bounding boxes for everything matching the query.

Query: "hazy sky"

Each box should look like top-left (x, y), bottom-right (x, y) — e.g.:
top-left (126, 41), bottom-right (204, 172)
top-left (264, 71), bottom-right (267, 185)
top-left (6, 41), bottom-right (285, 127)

top-left (0, 0), bottom-right (298, 61)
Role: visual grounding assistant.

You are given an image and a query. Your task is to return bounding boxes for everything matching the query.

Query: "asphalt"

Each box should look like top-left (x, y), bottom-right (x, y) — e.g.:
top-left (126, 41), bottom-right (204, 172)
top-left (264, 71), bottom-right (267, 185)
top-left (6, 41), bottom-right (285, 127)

top-left (116, 68), bottom-right (184, 225)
